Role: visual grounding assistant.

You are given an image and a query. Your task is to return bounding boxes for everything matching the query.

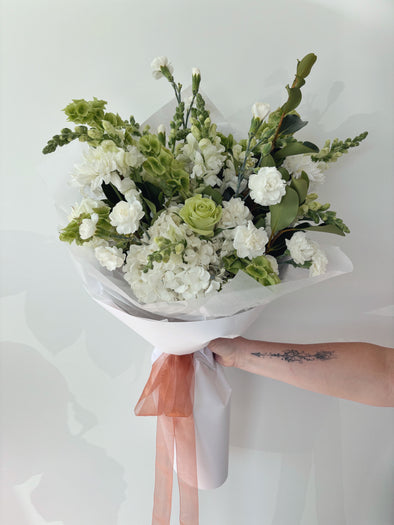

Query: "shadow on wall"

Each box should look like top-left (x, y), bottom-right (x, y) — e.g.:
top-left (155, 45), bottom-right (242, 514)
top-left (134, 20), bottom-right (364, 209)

top-left (0, 341), bottom-right (127, 525)
top-left (227, 366), bottom-right (347, 525)
top-left (0, 230), bottom-right (149, 377)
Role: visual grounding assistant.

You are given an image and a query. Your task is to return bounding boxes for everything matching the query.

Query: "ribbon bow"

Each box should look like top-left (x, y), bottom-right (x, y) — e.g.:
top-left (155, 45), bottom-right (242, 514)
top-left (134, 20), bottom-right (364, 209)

top-left (135, 353), bottom-right (199, 525)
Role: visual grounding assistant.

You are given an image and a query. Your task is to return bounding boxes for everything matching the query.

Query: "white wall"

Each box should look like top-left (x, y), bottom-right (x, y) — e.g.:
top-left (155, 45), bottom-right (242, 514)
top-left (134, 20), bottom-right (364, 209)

top-left (1, 1), bottom-right (393, 524)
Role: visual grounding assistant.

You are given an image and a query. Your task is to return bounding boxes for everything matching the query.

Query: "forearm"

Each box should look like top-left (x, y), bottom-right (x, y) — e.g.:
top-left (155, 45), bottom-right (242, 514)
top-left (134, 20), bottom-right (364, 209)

top-left (234, 339), bottom-right (394, 407)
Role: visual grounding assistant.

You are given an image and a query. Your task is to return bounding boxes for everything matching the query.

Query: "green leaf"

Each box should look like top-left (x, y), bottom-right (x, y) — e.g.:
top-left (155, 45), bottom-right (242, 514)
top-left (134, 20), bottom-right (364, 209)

top-left (278, 167), bottom-right (291, 182)
top-left (302, 223), bottom-right (346, 236)
top-left (274, 141), bottom-right (319, 160)
top-left (300, 171), bottom-right (310, 189)
top-left (270, 186), bottom-right (299, 234)
top-left (141, 196), bottom-right (157, 218)
top-left (202, 186), bottom-right (223, 204)
top-left (281, 86), bottom-right (302, 114)
top-left (278, 114), bottom-right (308, 135)
top-left (259, 154), bottom-right (276, 167)
top-left (290, 176), bottom-right (308, 204)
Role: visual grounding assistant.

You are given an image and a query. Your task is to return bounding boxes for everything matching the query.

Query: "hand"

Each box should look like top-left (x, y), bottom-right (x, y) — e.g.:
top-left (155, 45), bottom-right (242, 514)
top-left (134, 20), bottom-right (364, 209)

top-left (208, 337), bottom-right (246, 368)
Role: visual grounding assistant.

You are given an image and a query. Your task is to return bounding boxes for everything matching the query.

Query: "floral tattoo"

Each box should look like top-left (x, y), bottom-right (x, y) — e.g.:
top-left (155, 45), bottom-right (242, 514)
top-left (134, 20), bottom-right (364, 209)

top-left (251, 349), bottom-right (335, 363)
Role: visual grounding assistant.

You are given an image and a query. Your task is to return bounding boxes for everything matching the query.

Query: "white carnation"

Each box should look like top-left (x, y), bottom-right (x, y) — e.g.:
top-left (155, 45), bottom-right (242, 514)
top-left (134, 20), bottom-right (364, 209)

top-left (233, 221), bottom-right (268, 259)
top-left (150, 56), bottom-right (174, 79)
top-left (310, 246), bottom-right (328, 276)
top-left (285, 231), bottom-right (315, 265)
top-left (248, 167), bottom-right (286, 206)
top-left (109, 200), bottom-right (144, 234)
top-left (282, 154), bottom-right (326, 184)
top-left (79, 213), bottom-right (98, 240)
top-left (95, 245), bottom-right (125, 271)
top-left (68, 198), bottom-right (102, 220)
top-left (72, 142), bottom-right (131, 197)
top-left (220, 197), bottom-right (252, 228)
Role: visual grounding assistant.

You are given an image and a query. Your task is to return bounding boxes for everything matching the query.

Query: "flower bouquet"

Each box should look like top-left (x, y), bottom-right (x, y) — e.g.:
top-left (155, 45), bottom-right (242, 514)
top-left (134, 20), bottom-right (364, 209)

top-left (43, 53), bottom-right (366, 525)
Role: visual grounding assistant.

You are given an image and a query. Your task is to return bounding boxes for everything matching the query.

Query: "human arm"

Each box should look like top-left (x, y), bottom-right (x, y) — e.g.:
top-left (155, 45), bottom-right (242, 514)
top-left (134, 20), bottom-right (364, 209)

top-left (208, 337), bottom-right (394, 407)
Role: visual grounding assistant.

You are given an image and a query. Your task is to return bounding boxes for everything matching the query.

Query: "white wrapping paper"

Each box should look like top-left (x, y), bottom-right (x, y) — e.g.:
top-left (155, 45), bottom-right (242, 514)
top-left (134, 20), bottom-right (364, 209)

top-left (40, 93), bottom-right (354, 490)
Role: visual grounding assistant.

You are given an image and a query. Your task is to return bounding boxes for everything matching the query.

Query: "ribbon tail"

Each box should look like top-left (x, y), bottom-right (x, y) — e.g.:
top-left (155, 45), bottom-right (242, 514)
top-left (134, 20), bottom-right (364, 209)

top-left (152, 416), bottom-right (175, 525)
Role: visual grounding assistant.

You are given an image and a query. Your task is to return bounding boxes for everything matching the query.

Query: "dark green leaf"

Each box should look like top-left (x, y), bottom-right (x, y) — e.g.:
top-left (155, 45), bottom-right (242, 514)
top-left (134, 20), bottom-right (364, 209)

top-left (279, 114), bottom-right (308, 135)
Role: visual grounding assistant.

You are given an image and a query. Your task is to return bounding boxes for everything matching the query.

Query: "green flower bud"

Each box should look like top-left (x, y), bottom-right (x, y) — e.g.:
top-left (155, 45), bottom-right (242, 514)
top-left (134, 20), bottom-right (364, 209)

top-left (192, 67), bottom-right (201, 95)
top-left (296, 53), bottom-right (317, 79)
top-left (179, 195), bottom-right (222, 237)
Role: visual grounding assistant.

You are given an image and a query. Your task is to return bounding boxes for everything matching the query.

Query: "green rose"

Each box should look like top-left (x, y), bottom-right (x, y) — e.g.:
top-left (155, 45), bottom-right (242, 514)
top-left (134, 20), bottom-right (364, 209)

top-left (179, 195), bottom-right (222, 237)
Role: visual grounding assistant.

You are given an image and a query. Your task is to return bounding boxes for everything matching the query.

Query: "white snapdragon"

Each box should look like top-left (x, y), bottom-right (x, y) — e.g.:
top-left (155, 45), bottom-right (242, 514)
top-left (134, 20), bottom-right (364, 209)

top-left (95, 245), bottom-right (125, 271)
top-left (192, 67), bottom-right (200, 77)
top-left (151, 56), bottom-right (174, 79)
top-left (282, 154), bottom-right (326, 184)
top-left (79, 213), bottom-right (99, 240)
top-left (233, 221), bottom-right (268, 259)
top-left (248, 166), bottom-right (287, 206)
top-left (125, 145), bottom-right (145, 168)
top-left (285, 231), bottom-right (315, 265)
top-left (220, 197), bottom-right (252, 228)
top-left (252, 102), bottom-right (271, 121)
top-left (221, 144), bottom-right (255, 193)
top-left (178, 133), bottom-right (226, 187)
top-left (109, 199), bottom-right (144, 234)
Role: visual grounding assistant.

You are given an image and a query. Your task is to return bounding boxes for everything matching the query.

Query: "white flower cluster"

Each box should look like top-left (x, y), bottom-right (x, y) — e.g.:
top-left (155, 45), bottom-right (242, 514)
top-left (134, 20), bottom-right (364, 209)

top-left (123, 208), bottom-right (223, 303)
top-left (286, 231), bottom-right (328, 276)
top-left (283, 154), bottom-right (326, 184)
top-left (178, 133), bottom-right (227, 187)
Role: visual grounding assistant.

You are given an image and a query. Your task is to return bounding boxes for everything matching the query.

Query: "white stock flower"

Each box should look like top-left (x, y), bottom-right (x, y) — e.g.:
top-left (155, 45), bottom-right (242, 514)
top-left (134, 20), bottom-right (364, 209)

top-left (95, 245), bottom-right (125, 271)
top-left (157, 124), bottom-right (166, 134)
top-left (178, 133), bottom-right (226, 187)
top-left (248, 167), bottom-right (286, 206)
top-left (220, 197), bottom-right (252, 228)
top-left (285, 231), bottom-right (315, 265)
top-left (233, 221), bottom-right (268, 259)
top-left (109, 199), bottom-right (144, 234)
top-left (192, 67), bottom-right (200, 76)
top-left (310, 246), bottom-right (328, 276)
top-left (79, 213), bottom-right (98, 240)
top-left (282, 154), bottom-right (326, 184)
top-left (125, 146), bottom-right (145, 168)
top-left (150, 56), bottom-right (174, 79)
top-left (252, 102), bottom-right (271, 121)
